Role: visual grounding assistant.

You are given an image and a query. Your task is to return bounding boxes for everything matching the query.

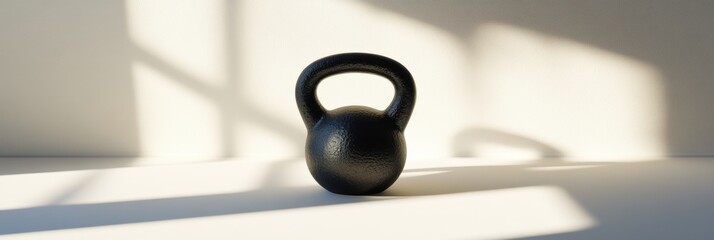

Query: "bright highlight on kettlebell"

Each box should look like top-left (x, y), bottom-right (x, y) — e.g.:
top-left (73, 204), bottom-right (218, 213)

top-left (296, 53), bottom-right (416, 195)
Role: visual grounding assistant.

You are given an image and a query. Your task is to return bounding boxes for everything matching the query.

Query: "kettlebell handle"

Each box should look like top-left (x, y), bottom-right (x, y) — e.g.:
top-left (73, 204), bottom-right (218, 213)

top-left (296, 53), bottom-right (416, 131)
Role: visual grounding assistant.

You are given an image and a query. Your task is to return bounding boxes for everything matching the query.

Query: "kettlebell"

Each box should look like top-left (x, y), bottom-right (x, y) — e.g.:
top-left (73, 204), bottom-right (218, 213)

top-left (296, 53), bottom-right (416, 195)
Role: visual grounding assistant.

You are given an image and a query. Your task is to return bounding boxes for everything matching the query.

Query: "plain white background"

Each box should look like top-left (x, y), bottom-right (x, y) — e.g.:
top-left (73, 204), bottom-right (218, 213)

top-left (1, 0), bottom-right (713, 160)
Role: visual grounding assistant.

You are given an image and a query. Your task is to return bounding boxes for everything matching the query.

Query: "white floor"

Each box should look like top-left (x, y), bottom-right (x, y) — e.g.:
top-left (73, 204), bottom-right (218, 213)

top-left (1, 157), bottom-right (713, 239)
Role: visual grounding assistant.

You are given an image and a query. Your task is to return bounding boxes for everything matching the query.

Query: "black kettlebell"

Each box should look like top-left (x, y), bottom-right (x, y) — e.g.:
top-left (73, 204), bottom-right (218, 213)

top-left (296, 53), bottom-right (416, 195)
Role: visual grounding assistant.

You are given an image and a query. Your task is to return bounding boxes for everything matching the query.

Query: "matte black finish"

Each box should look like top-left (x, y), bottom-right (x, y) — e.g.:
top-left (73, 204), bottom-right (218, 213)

top-left (296, 53), bottom-right (416, 195)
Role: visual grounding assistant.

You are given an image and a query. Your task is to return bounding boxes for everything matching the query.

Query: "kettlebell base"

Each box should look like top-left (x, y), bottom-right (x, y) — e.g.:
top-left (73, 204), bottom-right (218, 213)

top-left (323, 187), bottom-right (388, 196)
top-left (314, 176), bottom-right (399, 195)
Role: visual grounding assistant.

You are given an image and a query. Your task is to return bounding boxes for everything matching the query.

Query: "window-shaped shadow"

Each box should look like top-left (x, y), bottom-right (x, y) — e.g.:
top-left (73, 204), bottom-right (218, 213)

top-left (361, 0), bottom-right (714, 157)
top-left (382, 160), bottom-right (714, 239)
top-left (0, 185), bottom-right (378, 235)
top-left (126, 0), bottom-right (303, 157)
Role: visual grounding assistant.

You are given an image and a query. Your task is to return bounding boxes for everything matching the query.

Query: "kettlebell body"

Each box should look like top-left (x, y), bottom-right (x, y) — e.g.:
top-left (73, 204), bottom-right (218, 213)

top-left (296, 53), bottom-right (416, 195)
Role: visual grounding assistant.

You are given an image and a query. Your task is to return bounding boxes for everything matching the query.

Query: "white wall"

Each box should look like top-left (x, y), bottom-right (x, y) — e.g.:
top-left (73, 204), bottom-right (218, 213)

top-left (1, 0), bottom-right (713, 160)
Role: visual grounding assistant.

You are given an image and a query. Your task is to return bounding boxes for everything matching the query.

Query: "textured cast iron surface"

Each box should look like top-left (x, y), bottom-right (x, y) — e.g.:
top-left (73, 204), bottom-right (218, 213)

top-left (296, 53), bottom-right (416, 195)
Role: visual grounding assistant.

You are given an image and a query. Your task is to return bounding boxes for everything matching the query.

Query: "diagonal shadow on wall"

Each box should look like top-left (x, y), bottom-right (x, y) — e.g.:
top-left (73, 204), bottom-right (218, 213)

top-left (131, 0), bottom-right (303, 157)
top-left (360, 0), bottom-right (714, 157)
